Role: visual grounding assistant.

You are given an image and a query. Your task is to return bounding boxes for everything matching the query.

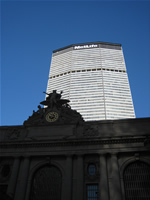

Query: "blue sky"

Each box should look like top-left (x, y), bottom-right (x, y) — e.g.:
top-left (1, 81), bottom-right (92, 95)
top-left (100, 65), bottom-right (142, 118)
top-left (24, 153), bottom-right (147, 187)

top-left (1, 1), bottom-right (150, 125)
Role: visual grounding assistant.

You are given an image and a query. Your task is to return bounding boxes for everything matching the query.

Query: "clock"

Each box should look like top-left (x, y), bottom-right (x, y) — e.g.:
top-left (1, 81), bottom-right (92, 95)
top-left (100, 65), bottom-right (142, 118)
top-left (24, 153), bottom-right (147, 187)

top-left (45, 111), bottom-right (59, 122)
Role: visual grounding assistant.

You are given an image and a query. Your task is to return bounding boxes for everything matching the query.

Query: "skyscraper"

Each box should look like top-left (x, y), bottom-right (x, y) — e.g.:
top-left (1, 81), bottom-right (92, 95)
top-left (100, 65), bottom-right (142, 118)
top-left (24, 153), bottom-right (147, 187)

top-left (46, 42), bottom-right (135, 121)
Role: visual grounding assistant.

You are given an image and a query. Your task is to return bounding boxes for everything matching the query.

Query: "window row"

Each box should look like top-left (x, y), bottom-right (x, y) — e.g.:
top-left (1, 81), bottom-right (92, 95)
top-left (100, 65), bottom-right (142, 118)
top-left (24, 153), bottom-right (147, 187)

top-left (49, 68), bottom-right (126, 79)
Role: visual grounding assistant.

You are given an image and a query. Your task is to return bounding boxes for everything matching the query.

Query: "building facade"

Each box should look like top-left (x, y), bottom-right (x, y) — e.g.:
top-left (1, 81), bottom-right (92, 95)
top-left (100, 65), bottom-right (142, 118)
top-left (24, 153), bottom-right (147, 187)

top-left (0, 92), bottom-right (149, 200)
top-left (0, 116), bottom-right (150, 200)
top-left (46, 42), bottom-right (135, 121)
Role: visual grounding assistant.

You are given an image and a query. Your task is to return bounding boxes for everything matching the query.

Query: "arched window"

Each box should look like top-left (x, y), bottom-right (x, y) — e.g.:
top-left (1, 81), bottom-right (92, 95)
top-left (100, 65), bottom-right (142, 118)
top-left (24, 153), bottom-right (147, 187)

top-left (123, 161), bottom-right (150, 200)
top-left (30, 165), bottom-right (62, 200)
top-left (88, 164), bottom-right (96, 176)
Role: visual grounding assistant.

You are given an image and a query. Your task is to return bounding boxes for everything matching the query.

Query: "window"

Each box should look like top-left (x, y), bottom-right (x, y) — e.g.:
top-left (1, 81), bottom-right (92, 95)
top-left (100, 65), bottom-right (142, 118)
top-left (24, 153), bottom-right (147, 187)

top-left (0, 185), bottom-right (8, 200)
top-left (123, 161), bottom-right (150, 200)
top-left (1, 165), bottom-right (10, 178)
top-left (86, 184), bottom-right (99, 200)
top-left (88, 164), bottom-right (96, 176)
top-left (30, 165), bottom-right (62, 200)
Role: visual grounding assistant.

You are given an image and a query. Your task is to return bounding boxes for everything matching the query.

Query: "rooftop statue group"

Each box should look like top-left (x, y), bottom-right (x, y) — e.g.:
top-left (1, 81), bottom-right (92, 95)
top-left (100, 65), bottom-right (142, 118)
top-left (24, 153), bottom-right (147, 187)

top-left (40, 90), bottom-right (70, 109)
top-left (24, 90), bottom-right (84, 126)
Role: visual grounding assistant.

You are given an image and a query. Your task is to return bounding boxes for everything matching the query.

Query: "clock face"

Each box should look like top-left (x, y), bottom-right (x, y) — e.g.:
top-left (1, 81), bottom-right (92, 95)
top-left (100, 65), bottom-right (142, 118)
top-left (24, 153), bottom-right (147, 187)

top-left (45, 112), bottom-right (59, 122)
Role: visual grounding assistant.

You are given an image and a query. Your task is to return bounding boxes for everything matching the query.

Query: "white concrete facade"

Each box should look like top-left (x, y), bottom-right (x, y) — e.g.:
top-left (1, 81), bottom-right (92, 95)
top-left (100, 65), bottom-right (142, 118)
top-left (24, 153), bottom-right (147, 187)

top-left (46, 42), bottom-right (135, 121)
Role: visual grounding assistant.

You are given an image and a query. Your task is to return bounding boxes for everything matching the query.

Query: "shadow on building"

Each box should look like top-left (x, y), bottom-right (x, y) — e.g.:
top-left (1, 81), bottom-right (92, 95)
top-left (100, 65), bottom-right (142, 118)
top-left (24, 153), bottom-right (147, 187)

top-left (0, 91), bottom-right (150, 200)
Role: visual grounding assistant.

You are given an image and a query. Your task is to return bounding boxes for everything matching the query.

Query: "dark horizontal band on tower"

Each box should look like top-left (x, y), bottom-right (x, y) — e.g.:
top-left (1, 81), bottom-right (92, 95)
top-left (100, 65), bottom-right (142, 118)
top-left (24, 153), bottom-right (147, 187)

top-left (49, 68), bottom-right (126, 79)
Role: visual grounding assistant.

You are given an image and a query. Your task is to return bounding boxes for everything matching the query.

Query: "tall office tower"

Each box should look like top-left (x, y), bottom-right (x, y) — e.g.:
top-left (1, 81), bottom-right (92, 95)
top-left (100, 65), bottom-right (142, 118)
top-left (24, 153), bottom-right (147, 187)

top-left (46, 42), bottom-right (135, 121)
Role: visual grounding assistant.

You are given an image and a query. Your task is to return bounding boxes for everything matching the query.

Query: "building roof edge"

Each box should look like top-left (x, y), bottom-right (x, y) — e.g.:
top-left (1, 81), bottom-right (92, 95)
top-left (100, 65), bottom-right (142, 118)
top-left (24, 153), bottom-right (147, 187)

top-left (53, 41), bottom-right (122, 53)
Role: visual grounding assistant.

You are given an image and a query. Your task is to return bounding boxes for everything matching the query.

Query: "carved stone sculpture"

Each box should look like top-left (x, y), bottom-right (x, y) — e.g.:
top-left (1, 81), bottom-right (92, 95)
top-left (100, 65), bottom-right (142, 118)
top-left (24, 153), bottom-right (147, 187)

top-left (23, 91), bottom-right (84, 126)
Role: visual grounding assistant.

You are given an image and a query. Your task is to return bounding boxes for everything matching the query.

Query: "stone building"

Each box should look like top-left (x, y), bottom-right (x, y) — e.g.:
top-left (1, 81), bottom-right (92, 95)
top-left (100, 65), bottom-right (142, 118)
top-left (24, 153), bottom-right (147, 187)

top-left (0, 91), bottom-right (150, 200)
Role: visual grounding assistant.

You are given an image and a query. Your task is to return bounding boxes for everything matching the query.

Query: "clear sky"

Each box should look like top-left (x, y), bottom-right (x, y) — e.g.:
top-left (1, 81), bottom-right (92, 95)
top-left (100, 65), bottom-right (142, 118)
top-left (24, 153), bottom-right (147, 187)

top-left (1, 1), bottom-right (150, 126)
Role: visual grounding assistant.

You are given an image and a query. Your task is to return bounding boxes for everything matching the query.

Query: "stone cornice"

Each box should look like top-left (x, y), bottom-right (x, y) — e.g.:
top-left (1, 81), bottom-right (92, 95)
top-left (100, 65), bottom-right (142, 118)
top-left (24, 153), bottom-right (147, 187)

top-left (0, 136), bottom-right (147, 149)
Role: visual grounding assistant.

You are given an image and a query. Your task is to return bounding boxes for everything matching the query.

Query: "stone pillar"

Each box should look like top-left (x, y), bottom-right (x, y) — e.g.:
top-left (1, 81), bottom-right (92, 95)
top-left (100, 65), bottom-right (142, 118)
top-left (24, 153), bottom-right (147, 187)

top-left (14, 156), bottom-right (30, 200)
top-left (65, 155), bottom-right (73, 200)
top-left (7, 157), bottom-right (20, 198)
top-left (100, 154), bottom-right (109, 200)
top-left (72, 156), bottom-right (77, 200)
top-left (109, 154), bottom-right (122, 200)
top-left (76, 155), bottom-right (84, 200)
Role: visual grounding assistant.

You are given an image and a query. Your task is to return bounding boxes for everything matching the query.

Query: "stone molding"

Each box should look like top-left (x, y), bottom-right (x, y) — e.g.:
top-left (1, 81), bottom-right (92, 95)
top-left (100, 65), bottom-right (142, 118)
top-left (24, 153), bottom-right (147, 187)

top-left (0, 136), bottom-right (147, 149)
